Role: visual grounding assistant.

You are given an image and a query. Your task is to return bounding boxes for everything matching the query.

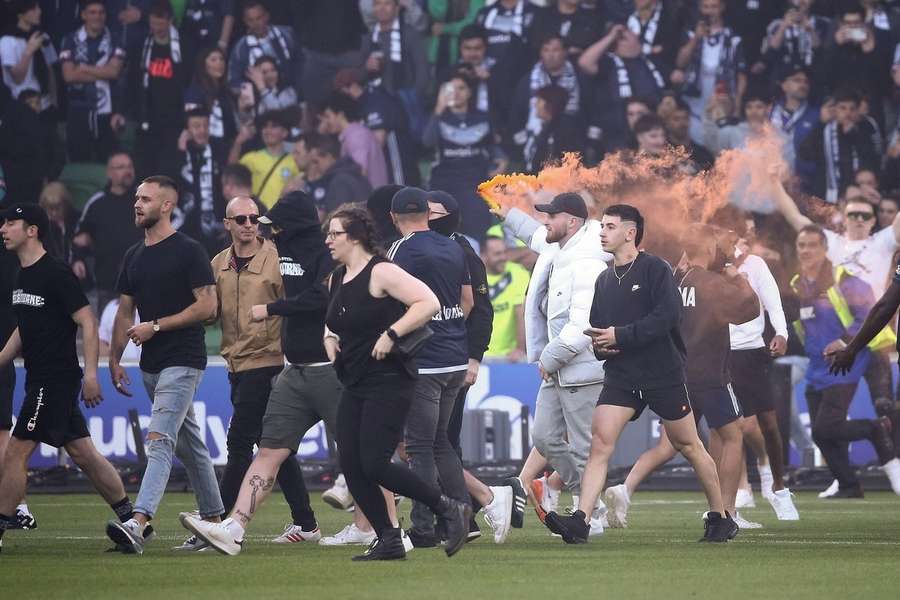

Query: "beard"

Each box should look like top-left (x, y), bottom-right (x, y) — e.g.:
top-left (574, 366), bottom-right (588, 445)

top-left (139, 214), bottom-right (159, 229)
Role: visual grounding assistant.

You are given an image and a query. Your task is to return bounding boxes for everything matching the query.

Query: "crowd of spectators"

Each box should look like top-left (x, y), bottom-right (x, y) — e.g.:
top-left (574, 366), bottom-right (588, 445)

top-left (1, 0), bottom-right (900, 360)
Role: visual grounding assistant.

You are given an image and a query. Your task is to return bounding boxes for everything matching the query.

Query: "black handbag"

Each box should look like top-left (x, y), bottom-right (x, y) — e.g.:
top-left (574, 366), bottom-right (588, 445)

top-left (392, 325), bottom-right (434, 358)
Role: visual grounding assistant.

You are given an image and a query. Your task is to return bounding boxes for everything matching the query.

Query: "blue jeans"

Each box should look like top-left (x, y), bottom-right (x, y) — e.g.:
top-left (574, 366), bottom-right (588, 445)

top-left (134, 367), bottom-right (224, 520)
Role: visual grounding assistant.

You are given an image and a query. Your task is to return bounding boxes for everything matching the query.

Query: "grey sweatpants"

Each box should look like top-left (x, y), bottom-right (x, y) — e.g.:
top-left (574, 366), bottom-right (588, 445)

top-left (531, 379), bottom-right (602, 494)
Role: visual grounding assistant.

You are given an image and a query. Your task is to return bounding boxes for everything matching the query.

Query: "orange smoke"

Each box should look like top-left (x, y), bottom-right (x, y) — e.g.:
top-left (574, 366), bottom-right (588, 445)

top-left (479, 124), bottom-right (792, 240)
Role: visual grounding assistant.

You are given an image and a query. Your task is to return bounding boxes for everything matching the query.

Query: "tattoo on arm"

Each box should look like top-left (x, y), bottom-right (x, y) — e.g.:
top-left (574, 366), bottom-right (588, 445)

top-left (248, 474), bottom-right (274, 514)
top-left (193, 284), bottom-right (216, 301)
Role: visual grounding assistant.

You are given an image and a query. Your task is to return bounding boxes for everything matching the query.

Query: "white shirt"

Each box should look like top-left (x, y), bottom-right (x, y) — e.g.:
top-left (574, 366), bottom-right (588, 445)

top-left (0, 34), bottom-right (57, 110)
top-left (824, 227), bottom-right (898, 300)
top-left (730, 254), bottom-right (789, 350)
top-left (99, 299), bottom-right (141, 361)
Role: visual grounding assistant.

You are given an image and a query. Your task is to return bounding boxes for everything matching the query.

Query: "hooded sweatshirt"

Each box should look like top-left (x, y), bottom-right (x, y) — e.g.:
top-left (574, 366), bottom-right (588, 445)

top-left (264, 191), bottom-right (335, 364)
top-left (309, 156), bottom-right (373, 213)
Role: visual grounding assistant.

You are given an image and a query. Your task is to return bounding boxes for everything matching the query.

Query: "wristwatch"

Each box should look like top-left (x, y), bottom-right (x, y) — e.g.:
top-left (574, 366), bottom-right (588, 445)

top-left (152, 319), bottom-right (161, 333)
top-left (385, 328), bottom-right (400, 342)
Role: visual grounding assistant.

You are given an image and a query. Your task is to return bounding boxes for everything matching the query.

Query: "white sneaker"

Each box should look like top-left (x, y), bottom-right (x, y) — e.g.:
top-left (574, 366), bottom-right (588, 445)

top-left (758, 464), bottom-right (775, 501)
top-left (732, 512), bottom-right (763, 529)
top-left (317, 523), bottom-right (377, 546)
top-left (271, 523), bottom-right (322, 544)
top-left (401, 529), bottom-right (414, 553)
top-left (172, 534), bottom-right (210, 551)
top-left (735, 487), bottom-right (756, 508)
top-left (603, 484), bottom-right (630, 529)
top-left (880, 457), bottom-right (900, 495)
top-left (767, 488), bottom-right (799, 520)
top-left (818, 479), bottom-right (839, 498)
top-left (182, 516), bottom-right (242, 556)
top-left (322, 474), bottom-right (354, 510)
top-left (588, 516), bottom-right (605, 537)
top-left (482, 486), bottom-right (513, 544)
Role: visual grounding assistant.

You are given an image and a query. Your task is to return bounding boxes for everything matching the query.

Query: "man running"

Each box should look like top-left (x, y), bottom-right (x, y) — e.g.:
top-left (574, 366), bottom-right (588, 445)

top-left (0, 204), bottom-right (136, 553)
top-left (545, 205), bottom-right (736, 544)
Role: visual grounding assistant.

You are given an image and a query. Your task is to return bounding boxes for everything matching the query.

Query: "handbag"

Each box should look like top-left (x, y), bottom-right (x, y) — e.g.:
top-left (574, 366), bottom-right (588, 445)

top-left (392, 325), bottom-right (434, 358)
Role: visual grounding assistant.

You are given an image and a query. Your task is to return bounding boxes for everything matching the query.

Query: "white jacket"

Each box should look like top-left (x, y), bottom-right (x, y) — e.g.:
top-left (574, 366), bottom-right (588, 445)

top-left (505, 208), bottom-right (611, 387)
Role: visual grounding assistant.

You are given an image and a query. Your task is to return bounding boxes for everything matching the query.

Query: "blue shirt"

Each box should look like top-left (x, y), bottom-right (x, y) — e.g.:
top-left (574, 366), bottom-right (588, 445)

top-left (59, 27), bottom-right (126, 113)
top-left (388, 230), bottom-right (469, 372)
top-left (795, 268), bottom-right (874, 390)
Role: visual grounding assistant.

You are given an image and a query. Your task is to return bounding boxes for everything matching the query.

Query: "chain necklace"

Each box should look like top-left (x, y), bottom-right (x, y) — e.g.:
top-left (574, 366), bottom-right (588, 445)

top-left (613, 255), bottom-right (638, 285)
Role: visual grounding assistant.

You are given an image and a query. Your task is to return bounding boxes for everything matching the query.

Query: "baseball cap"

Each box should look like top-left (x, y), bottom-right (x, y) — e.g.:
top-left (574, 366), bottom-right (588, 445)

top-left (1, 203), bottom-right (49, 239)
top-left (427, 190), bottom-right (458, 214)
top-left (391, 187), bottom-right (428, 214)
top-left (534, 192), bottom-right (588, 220)
top-left (257, 191), bottom-right (318, 228)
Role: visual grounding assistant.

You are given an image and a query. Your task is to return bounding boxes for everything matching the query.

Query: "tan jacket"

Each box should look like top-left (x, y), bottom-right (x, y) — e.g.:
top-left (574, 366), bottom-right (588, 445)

top-left (211, 239), bottom-right (284, 372)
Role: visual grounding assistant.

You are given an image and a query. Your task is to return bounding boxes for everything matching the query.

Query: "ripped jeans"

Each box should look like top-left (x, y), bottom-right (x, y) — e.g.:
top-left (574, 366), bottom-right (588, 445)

top-left (133, 367), bottom-right (224, 520)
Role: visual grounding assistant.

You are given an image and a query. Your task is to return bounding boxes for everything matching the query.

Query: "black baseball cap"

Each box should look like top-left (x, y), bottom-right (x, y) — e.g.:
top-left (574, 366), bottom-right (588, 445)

top-left (1, 203), bottom-right (48, 239)
top-left (534, 192), bottom-right (588, 220)
top-left (391, 187), bottom-right (428, 214)
top-left (257, 191), bottom-right (317, 228)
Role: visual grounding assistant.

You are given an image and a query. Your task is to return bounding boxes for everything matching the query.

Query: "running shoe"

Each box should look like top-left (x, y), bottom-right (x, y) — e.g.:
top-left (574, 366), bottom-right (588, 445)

top-left (603, 484), bottom-right (630, 529)
top-left (503, 476), bottom-right (527, 528)
top-left (318, 524), bottom-right (376, 546)
top-left (767, 488), bottom-right (800, 520)
top-left (182, 516), bottom-right (243, 556)
top-left (322, 474), bottom-right (354, 510)
top-left (482, 486), bottom-right (513, 544)
top-left (544, 510), bottom-right (589, 544)
top-left (271, 523), bottom-right (322, 544)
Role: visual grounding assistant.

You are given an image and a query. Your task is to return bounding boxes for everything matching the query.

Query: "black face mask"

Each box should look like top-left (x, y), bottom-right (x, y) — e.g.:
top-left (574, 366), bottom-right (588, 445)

top-left (429, 212), bottom-right (460, 237)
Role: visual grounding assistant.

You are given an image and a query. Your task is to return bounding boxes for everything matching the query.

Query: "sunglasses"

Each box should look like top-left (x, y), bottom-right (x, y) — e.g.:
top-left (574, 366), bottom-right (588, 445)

top-left (846, 211), bottom-right (874, 221)
top-left (227, 214), bottom-right (260, 225)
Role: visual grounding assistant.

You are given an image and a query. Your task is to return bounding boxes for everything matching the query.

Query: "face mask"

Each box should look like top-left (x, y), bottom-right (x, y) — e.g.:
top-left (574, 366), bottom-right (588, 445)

top-left (429, 212), bottom-right (460, 237)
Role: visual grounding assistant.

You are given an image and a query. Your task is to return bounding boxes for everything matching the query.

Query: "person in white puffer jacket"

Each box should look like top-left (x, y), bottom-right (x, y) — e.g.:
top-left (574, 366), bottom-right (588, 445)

top-left (496, 192), bottom-right (611, 519)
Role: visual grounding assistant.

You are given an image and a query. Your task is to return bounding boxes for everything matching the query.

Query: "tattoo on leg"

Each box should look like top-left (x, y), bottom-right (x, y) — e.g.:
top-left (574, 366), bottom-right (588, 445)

top-left (248, 475), bottom-right (274, 514)
top-left (235, 509), bottom-right (252, 525)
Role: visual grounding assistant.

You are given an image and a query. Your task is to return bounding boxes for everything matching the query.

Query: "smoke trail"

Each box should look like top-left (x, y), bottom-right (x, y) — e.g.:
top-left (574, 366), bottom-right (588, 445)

top-left (480, 123), bottom-right (799, 258)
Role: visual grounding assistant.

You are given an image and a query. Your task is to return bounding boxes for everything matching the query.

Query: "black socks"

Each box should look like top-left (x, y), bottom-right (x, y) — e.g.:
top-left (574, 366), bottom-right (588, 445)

top-left (111, 497), bottom-right (135, 522)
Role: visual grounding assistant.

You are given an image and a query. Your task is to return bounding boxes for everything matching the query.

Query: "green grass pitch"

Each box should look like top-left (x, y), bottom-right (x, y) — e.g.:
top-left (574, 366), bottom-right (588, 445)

top-left (3, 491), bottom-right (899, 599)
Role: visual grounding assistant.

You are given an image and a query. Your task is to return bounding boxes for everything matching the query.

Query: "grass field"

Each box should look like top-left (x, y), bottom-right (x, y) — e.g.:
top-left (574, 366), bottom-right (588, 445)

top-left (3, 490), bottom-right (899, 599)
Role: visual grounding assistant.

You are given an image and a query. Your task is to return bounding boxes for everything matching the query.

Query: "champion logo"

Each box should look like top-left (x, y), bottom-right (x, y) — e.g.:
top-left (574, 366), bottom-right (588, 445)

top-left (26, 387), bottom-right (44, 432)
top-left (631, 284), bottom-right (640, 292)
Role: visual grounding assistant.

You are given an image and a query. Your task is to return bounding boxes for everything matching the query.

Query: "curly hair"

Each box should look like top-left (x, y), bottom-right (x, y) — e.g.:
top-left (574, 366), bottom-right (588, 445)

top-left (326, 204), bottom-right (384, 256)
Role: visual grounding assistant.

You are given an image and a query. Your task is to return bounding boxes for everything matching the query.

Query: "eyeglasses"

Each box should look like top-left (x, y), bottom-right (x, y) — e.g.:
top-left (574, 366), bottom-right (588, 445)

top-left (846, 211), bottom-right (875, 221)
top-left (226, 214), bottom-right (260, 225)
top-left (326, 230), bottom-right (347, 240)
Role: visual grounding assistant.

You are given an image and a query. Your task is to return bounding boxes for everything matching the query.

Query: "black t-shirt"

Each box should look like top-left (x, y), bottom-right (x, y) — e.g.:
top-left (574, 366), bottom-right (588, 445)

top-left (0, 245), bottom-right (20, 345)
top-left (116, 232), bottom-right (214, 373)
top-left (13, 253), bottom-right (88, 383)
top-left (147, 42), bottom-right (184, 127)
top-left (233, 254), bottom-right (253, 271)
top-left (76, 188), bottom-right (142, 292)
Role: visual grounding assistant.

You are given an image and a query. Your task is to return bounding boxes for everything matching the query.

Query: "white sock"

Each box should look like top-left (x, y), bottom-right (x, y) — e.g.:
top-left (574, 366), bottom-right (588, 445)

top-left (758, 463), bottom-right (773, 494)
top-left (223, 517), bottom-right (245, 541)
top-left (16, 503), bottom-right (29, 514)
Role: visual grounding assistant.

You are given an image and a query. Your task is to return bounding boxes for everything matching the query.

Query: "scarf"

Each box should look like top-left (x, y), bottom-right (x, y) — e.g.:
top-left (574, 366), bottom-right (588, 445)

top-left (373, 18), bottom-right (402, 63)
top-left (823, 121), bottom-right (858, 203)
top-left (518, 60), bottom-right (579, 158)
top-left (5, 26), bottom-right (49, 92)
top-left (73, 26), bottom-right (114, 114)
top-left (783, 21), bottom-right (814, 67)
top-left (181, 142), bottom-right (220, 238)
top-left (769, 101), bottom-right (807, 134)
top-left (246, 26), bottom-right (292, 67)
top-left (141, 25), bottom-right (182, 89)
top-left (627, 4), bottom-right (661, 56)
top-left (483, 0), bottom-right (524, 37)
top-left (683, 28), bottom-right (739, 98)
top-left (610, 54), bottom-right (665, 99)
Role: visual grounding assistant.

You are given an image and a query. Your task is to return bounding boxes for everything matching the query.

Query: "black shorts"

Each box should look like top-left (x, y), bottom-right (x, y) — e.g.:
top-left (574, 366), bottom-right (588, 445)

top-left (12, 379), bottom-right (89, 447)
top-left (597, 383), bottom-right (693, 422)
top-left (689, 384), bottom-right (742, 429)
top-left (729, 348), bottom-right (774, 417)
top-left (0, 362), bottom-right (14, 430)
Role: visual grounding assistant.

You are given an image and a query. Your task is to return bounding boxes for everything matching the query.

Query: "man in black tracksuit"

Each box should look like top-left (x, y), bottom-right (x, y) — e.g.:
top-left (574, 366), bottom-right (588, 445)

top-left (545, 204), bottom-right (735, 544)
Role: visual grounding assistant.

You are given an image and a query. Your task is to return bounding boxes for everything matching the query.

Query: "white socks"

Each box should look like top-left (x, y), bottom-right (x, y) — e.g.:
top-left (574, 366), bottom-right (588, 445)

top-left (16, 503), bottom-right (30, 515)
top-left (758, 463), bottom-right (774, 497)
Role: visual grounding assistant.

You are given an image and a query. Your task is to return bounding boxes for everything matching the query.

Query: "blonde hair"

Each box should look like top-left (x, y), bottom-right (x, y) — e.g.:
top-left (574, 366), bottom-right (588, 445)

top-left (38, 182), bottom-right (73, 214)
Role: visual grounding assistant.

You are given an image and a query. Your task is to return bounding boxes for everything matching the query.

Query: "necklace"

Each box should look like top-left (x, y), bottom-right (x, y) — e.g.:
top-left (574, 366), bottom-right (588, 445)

top-left (614, 256), bottom-right (638, 285)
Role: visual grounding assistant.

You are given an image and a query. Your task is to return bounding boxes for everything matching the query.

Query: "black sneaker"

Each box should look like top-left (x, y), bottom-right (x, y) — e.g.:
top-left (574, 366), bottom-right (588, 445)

top-left (352, 528), bottom-right (406, 561)
top-left (438, 496), bottom-right (472, 558)
top-left (872, 417), bottom-right (895, 465)
top-left (544, 510), bottom-right (589, 544)
top-left (467, 516), bottom-right (481, 542)
top-left (825, 484), bottom-right (865, 499)
top-left (699, 511), bottom-right (738, 543)
top-left (407, 529), bottom-right (437, 548)
top-left (503, 477), bottom-right (527, 529)
top-left (7, 508), bottom-right (37, 530)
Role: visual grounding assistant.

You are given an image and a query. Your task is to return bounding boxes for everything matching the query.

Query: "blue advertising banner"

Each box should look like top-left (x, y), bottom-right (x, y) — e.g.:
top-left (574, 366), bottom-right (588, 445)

top-left (11, 360), bottom-right (885, 468)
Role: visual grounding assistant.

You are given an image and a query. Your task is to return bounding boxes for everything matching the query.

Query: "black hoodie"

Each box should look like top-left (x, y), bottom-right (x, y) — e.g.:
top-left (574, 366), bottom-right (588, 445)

top-left (264, 191), bottom-right (335, 364)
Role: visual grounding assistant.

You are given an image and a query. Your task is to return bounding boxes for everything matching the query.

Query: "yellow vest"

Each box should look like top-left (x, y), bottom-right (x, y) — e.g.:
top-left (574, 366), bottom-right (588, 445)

top-left (790, 265), bottom-right (896, 351)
